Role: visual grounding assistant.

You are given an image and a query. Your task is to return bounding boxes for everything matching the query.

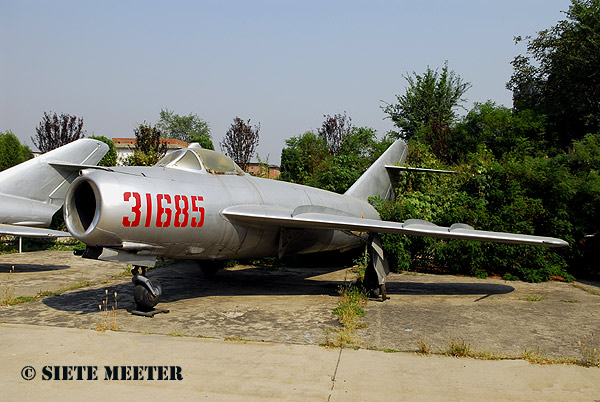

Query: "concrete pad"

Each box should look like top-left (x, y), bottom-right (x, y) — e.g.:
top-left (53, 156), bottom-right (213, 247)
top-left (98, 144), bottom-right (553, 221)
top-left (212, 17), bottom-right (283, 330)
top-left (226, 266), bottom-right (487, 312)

top-left (0, 253), bottom-right (344, 344)
top-left (0, 250), bottom-right (126, 297)
top-left (0, 250), bottom-right (599, 400)
top-left (1, 323), bottom-right (598, 401)
top-left (330, 347), bottom-right (600, 401)
top-left (358, 272), bottom-right (600, 359)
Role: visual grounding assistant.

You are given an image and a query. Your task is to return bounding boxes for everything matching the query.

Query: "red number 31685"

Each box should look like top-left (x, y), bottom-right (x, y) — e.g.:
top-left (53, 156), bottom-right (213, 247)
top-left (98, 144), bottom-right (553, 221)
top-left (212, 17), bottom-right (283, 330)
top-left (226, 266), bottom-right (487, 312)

top-left (122, 192), bottom-right (205, 228)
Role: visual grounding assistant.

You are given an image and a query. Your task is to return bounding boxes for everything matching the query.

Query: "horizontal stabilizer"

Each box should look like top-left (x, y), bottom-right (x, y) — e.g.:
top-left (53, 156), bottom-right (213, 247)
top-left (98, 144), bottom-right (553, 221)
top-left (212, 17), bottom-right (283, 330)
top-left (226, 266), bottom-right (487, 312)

top-left (222, 205), bottom-right (568, 248)
top-left (0, 224), bottom-right (70, 238)
top-left (48, 162), bottom-right (112, 172)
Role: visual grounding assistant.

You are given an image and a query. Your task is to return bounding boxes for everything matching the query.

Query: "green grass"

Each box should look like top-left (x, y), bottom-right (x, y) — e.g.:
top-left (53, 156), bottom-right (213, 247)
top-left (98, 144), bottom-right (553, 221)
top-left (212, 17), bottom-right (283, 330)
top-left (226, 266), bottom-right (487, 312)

top-left (1, 280), bottom-right (93, 306)
top-left (571, 283), bottom-right (600, 296)
top-left (0, 238), bottom-right (85, 255)
top-left (5, 296), bottom-right (36, 305)
top-left (224, 336), bottom-right (250, 342)
top-left (111, 265), bottom-right (133, 279)
top-left (445, 340), bottom-right (472, 357)
top-left (325, 285), bottom-right (369, 347)
top-left (332, 286), bottom-right (367, 326)
top-left (409, 339), bottom-right (595, 368)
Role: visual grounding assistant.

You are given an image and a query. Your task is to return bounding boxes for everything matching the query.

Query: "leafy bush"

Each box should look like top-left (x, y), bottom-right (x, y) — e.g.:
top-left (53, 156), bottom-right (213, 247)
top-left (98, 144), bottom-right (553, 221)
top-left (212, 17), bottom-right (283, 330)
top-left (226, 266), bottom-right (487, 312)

top-left (373, 141), bottom-right (575, 282)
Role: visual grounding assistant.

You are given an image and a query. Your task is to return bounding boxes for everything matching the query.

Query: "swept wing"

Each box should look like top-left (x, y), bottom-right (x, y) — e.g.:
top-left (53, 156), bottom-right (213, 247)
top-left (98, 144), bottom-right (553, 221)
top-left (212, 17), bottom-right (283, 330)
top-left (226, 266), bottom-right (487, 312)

top-left (222, 205), bottom-right (567, 248)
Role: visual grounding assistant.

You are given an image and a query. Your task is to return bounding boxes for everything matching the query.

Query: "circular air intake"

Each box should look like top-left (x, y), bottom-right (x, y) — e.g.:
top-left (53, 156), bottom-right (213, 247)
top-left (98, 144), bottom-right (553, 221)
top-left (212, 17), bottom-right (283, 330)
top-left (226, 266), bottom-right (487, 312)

top-left (65, 178), bottom-right (99, 236)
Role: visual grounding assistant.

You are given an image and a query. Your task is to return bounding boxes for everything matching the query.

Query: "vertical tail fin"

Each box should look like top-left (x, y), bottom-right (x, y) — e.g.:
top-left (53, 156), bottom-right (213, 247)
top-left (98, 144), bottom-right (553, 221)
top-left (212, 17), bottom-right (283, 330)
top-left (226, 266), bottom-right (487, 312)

top-left (0, 138), bottom-right (108, 205)
top-left (344, 139), bottom-right (407, 201)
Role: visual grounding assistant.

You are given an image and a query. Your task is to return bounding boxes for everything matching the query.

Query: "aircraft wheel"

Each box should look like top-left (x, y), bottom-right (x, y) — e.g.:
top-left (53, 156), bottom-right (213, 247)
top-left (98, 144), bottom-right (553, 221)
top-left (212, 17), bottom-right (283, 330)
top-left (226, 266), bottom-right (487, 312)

top-left (134, 278), bottom-right (162, 311)
top-left (369, 286), bottom-right (381, 298)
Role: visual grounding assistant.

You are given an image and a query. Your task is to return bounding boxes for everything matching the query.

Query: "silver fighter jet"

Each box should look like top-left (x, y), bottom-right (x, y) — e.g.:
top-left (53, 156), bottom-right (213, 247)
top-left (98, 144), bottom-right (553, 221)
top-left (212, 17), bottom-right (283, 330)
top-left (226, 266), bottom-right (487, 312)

top-left (63, 140), bottom-right (567, 311)
top-left (0, 138), bottom-right (108, 237)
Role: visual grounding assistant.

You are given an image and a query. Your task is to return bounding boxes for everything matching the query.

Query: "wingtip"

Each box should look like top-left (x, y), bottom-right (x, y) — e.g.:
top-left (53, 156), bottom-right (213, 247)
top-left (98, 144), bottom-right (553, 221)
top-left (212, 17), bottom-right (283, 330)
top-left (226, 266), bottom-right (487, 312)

top-left (544, 238), bottom-right (569, 247)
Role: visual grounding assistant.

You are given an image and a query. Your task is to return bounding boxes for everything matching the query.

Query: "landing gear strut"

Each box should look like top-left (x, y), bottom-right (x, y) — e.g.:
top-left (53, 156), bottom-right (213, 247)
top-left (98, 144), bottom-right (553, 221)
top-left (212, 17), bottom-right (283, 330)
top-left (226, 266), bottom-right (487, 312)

top-left (364, 235), bottom-right (390, 302)
top-left (131, 266), bottom-right (168, 317)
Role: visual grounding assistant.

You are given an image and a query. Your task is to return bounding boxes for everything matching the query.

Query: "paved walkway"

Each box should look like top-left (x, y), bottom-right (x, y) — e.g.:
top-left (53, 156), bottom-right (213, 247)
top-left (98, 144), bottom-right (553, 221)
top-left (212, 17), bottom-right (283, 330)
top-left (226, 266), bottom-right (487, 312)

top-left (1, 323), bottom-right (599, 401)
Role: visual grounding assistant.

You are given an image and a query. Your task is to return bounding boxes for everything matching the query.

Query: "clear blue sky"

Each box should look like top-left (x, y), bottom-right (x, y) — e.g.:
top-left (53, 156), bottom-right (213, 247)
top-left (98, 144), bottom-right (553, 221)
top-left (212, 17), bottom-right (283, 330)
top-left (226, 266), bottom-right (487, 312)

top-left (1, 0), bottom-right (570, 163)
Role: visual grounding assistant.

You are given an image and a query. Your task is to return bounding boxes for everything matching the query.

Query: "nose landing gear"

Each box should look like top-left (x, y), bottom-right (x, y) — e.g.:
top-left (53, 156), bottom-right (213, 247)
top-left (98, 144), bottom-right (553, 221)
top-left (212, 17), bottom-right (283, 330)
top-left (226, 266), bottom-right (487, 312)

top-left (131, 266), bottom-right (169, 317)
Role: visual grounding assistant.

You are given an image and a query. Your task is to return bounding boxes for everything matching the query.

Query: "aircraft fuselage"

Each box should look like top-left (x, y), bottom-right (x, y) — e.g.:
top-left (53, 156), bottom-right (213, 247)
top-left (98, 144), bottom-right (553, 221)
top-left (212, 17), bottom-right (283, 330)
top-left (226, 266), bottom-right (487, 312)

top-left (66, 167), bottom-right (379, 260)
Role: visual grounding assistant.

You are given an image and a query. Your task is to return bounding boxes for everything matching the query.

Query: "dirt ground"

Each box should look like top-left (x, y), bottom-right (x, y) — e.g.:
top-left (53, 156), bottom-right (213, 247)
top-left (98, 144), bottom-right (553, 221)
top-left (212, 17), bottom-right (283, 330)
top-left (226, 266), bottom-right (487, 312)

top-left (0, 250), bottom-right (598, 360)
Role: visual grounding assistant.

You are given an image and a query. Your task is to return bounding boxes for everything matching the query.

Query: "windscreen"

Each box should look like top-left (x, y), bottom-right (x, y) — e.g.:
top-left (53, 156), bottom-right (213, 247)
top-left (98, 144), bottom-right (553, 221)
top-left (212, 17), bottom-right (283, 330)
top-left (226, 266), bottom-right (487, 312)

top-left (194, 148), bottom-right (244, 175)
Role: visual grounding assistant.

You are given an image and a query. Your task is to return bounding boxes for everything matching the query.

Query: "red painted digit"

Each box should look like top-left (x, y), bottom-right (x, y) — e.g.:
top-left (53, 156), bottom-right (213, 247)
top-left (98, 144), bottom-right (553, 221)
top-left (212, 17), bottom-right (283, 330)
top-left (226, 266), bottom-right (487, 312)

top-left (156, 194), bottom-right (172, 227)
top-left (191, 196), bottom-right (205, 228)
top-left (144, 193), bottom-right (152, 227)
top-left (122, 192), bottom-right (132, 227)
top-left (122, 191), bottom-right (142, 227)
top-left (174, 195), bottom-right (189, 227)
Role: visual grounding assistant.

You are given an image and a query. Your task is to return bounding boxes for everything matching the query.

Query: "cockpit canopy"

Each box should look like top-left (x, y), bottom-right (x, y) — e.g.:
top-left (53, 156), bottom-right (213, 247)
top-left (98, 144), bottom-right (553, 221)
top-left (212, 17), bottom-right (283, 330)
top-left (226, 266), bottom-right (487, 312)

top-left (155, 143), bottom-right (245, 175)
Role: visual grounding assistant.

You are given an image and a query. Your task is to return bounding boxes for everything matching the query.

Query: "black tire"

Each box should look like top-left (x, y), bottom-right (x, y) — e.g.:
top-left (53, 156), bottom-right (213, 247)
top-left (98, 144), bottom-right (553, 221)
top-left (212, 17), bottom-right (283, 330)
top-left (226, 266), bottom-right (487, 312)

top-left (363, 263), bottom-right (380, 297)
top-left (134, 278), bottom-right (162, 311)
top-left (368, 286), bottom-right (381, 298)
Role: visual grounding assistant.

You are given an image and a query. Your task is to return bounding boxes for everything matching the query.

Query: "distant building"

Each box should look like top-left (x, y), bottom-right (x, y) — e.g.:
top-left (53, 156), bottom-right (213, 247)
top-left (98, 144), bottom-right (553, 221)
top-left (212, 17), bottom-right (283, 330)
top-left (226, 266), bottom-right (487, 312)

top-left (246, 162), bottom-right (281, 179)
top-left (112, 138), bottom-right (188, 165)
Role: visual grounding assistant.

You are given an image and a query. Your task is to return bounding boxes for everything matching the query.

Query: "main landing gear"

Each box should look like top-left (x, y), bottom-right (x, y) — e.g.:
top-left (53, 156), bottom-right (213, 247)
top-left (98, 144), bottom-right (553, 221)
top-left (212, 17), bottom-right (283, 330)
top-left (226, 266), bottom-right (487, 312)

top-left (363, 265), bottom-right (390, 301)
top-left (364, 234), bottom-right (391, 302)
top-left (131, 266), bottom-right (169, 317)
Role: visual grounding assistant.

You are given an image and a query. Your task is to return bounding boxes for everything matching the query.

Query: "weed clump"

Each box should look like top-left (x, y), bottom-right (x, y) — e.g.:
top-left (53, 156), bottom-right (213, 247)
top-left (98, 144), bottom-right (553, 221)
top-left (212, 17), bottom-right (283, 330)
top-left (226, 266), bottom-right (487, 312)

top-left (417, 338), bottom-right (432, 355)
top-left (0, 266), bottom-right (15, 306)
top-left (578, 333), bottom-right (600, 368)
top-left (445, 340), bottom-right (472, 357)
top-left (96, 289), bottom-right (118, 331)
top-left (325, 284), bottom-right (368, 347)
top-left (332, 286), bottom-right (367, 329)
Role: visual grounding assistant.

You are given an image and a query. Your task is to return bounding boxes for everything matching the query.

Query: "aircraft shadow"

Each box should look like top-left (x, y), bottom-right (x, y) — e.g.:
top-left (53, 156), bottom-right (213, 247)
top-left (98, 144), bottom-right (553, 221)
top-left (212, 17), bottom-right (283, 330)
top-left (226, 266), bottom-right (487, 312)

top-left (0, 263), bottom-right (70, 273)
top-left (385, 281), bottom-right (514, 296)
top-left (576, 279), bottom-right (600, 289)
top-left (42, 263), bottom-right (514, 314)
top-left (42, 263), bottom-right (346, 313)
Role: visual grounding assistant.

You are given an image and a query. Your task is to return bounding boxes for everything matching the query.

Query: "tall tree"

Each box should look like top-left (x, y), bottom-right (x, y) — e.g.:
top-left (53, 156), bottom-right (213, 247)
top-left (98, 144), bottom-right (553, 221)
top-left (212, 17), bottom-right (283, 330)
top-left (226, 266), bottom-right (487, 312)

top-left (0, 130), bottom-right (32, 171)
top-left (125, 123), bottom-right (167, 166)
top-left (383, 63), bottom-right (470, 160)
top-left (32, 112), bottom-right (85, 152)
top-left (317, 112), bottom-right (352, 156)
top-left (220, 117), bottom-right (260, 171)
top-left (157, 108), bottom-right (213, 148)
top-left (279, 131), bottom-right (329, 184)
top-left (507, 0), bottom-right (600, 148)
top-left (279, 127), bottom-right (392, 193)
top-left (312, 127), bottom-right (392, 193)
top-left (449, 101), bottom-right (547, 161)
